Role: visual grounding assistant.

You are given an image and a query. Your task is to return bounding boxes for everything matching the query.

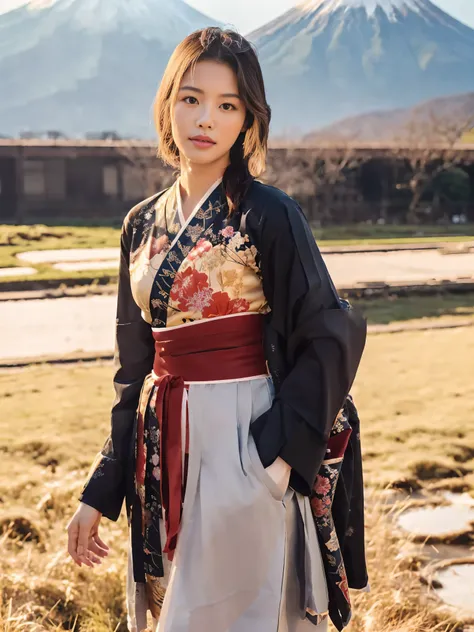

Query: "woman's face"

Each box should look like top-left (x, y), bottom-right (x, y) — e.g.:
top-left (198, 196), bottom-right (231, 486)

top-left (171, 59), bottom-right (247, 167)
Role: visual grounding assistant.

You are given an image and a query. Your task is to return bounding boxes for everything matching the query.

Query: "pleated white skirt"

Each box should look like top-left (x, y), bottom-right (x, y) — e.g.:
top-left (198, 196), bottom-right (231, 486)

top-left (126, 376), bottom-right (329, 632)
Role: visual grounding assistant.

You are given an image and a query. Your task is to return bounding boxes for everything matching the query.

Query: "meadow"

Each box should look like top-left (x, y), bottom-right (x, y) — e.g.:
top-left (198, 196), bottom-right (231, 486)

top-left (1, 296), bottom-right (473, 630)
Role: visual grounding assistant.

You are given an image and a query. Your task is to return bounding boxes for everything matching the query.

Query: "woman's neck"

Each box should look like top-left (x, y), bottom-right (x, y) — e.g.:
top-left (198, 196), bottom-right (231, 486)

top-left (178, 158), bottom-right (228, 221)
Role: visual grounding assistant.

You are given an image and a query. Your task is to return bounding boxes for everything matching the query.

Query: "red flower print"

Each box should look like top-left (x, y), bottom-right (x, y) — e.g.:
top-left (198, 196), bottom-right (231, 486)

top-left (315, 475), bottom-right (331, 496)
top-left (188, 239), bottom-right (213, 262)
top-left (220, 226), bottom-right (234, 238)
top-left (202, 292), bottom-right (250, 318)
top-left (186, 287), bottom-right (214, 313)
top-left (171, 267), bottom-right (210, 311)
top-left (311, 495), bottom-right (331, 517)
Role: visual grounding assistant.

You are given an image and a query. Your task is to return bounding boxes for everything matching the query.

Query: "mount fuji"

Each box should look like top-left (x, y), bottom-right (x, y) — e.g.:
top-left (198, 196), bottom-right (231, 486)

top-left (0, 0), bottom-right (221, 138)
top-left (1, 0), bottom-right (473, 139)
top-left (249, 0), bottom-right (474, 136)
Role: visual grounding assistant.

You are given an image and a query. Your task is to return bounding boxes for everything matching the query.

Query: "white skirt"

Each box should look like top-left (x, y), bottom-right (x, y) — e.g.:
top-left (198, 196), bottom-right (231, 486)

top-left (126, 375), bottom-right (329, 632)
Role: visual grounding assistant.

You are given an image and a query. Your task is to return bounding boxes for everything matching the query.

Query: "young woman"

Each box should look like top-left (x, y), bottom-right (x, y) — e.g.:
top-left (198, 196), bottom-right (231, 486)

top-left (67, 27), bottom-right (368, 632)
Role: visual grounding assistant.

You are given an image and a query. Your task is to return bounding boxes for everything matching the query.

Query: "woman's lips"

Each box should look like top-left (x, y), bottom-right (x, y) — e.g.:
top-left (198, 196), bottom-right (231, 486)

top-left (189, 138), bottom-right (216, 149)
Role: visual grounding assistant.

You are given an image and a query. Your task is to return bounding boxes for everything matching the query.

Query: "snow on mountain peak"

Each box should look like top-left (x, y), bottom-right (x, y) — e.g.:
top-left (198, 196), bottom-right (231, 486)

top-left (9, 0), bottom-right (218, 40)
top-left (299, 0), bottom-right (425, 18)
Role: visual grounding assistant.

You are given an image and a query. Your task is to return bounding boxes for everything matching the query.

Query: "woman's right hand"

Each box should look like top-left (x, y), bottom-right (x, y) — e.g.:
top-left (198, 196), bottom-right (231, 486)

top-left (66, 502), bottom-right (110, 568)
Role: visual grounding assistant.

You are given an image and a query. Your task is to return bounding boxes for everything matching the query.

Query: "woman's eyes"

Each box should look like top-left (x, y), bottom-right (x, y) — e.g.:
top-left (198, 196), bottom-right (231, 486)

top-left (183, 96), bottom-right (236, 111)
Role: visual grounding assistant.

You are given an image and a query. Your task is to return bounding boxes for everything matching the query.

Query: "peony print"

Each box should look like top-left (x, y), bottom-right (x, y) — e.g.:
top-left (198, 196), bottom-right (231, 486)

top-left (315, 474), bottom-right (331, 496)
top-left (170, 267), bottom-right (210, 311)
top-left (186, 287), bottom-right (214, 313)
top-left (311, 495), bottom-right (331, 517)
top-left (188, 238), bottom-right (213, 262)
top-left (202, 292), bottom-right (250, 318)
top-left (220, 225), bottom-right (234, 238)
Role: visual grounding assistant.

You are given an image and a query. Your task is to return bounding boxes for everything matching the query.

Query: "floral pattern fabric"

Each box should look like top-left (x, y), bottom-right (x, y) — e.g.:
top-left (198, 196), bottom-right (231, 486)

top-left (129, 178), bottom-right (268, 328)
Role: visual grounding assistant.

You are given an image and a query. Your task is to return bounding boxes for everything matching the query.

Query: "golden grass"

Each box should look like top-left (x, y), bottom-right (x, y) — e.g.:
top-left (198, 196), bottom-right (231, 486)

top-left (352, 326), bottom-right (474, 493)
top-left (0, 324), bottom-right (473, 630)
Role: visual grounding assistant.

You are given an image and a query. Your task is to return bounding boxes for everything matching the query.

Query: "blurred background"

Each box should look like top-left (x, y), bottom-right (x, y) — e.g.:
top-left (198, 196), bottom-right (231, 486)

top-left (0, 0), bottom-right (473, 630)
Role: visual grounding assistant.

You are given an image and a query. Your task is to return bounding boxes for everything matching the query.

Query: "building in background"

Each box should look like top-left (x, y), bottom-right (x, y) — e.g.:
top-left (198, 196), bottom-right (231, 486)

top-left (1, 139), bottom-right (473, 225)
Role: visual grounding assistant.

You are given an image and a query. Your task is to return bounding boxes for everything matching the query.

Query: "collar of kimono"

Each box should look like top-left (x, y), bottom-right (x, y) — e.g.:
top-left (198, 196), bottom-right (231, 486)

top-left (175, 175), bottom-right (224, 226)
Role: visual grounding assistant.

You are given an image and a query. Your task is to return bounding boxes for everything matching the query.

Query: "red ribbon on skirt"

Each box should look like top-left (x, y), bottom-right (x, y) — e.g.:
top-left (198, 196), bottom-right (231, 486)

top-left (136, 314), bottom-right (268, 562)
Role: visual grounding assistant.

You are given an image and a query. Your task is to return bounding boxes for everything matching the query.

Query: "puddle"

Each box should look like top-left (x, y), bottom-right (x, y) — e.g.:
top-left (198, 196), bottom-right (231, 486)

top-left (442, 491), bottom-right (474, 507)
top-left (390, 490), bottom-right (474, 617)
top-left (12, 248), bottom-right (474, 286)
top-left (398, 503), bottom-right (474, 537)
top-left (16, 248), bottom-right (119, 264)
top-left (0, 295), bottom-right (116, 359)
top-left (52, 260), bottom-right (119, 271)
top-left (0, 267), bottom-right (38, 277)
top-left (433, 563), bottom-right (474, 615)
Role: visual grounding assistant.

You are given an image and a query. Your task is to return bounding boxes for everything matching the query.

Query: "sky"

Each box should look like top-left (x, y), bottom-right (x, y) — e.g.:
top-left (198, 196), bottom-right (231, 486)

top-left (186, 0), bottom-right (474, 33)
top-left (1, 0), bottom-right (474, 33)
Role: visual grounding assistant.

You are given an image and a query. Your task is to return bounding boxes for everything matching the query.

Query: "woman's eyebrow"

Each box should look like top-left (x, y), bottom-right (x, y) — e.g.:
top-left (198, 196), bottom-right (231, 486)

top-left (179, 85), bottom-right (241, 99)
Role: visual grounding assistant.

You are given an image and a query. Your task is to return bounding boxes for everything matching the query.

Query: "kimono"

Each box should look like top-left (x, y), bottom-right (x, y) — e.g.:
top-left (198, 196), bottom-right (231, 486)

top-left (78, 176), bottom-right (369, 632)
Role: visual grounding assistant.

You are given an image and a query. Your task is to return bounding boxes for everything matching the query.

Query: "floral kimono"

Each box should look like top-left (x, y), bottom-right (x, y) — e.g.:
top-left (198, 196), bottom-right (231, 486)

top-left (79, 176), bottom-right (369, 632)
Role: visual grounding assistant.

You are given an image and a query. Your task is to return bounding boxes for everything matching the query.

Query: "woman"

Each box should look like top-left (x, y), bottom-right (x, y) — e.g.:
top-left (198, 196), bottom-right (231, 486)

top-left (67, 27), bottom-right (368, 632)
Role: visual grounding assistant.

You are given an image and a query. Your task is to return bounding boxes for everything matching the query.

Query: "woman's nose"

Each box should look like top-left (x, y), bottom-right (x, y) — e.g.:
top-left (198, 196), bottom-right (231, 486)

top-left (196, 107), bottom-right (214, 129)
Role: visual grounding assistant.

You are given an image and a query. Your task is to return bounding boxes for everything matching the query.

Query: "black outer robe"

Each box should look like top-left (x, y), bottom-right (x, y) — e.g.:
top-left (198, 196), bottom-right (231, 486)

top-left (79, 179), bottom-right (369, 629)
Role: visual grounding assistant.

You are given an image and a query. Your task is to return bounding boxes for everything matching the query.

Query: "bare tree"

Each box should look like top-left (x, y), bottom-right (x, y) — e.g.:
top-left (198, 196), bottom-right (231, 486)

top-left (394, 108), bottom-right (474, 223)
top-left (265, 138), bottom-right (360, 223)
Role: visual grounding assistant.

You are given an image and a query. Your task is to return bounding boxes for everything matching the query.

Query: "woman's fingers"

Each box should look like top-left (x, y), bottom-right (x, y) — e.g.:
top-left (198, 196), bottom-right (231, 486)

top-left (92, 532), bottom-right (110, 552)
top-left (77, 522), bottom-right (102, 567)
top-left (67, 506), bottom-right (106, 568)
top-left (89, 536), bottom-right (109, 557)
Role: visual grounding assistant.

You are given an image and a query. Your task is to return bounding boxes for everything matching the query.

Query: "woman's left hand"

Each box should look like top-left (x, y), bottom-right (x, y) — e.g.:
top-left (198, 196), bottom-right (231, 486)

top-left (265, 456), bottom-right (291, 495)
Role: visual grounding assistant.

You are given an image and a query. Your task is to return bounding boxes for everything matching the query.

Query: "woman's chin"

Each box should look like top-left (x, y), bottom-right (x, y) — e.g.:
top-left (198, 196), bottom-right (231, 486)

top-left (183, 147), bottom-right (227, 166)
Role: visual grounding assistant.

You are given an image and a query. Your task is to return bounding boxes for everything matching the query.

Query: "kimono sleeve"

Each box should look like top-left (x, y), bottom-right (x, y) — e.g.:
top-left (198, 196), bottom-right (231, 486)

top-left (249, 195), bottom-right (367, 497)
top-left (78, 212), bottom-right (155, 521)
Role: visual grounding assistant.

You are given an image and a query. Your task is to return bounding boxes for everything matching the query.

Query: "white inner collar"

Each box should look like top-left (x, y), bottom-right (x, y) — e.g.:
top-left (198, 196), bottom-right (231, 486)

top-left (176, 176), bottom-right (224, 227)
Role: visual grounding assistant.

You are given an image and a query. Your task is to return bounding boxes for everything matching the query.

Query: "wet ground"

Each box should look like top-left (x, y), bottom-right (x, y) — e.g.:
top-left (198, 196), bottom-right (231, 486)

top-left (433, 564), bottom-right (474, 616)
top-left (398, 502), bottom-right (474, 537)
top-left (395, 490), bottom-right (474, 618)
top-left (0, 295), bottom-right (116, 359)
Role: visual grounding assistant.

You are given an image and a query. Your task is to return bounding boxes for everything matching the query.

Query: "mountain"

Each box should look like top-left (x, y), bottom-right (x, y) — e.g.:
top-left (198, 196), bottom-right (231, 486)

top-left (248, 0), bottom-right (474, 136)
top-left (0, 0), bottom-right (221, 138)
top-left (303, 92), bottom-right (474, 142)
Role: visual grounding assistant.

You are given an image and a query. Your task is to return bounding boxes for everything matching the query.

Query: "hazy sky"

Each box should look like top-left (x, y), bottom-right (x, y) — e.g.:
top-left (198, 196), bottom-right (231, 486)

top-left (1, 0), bottom-right (474, 33)
top-left (187, 0), bottom-right (474, 32)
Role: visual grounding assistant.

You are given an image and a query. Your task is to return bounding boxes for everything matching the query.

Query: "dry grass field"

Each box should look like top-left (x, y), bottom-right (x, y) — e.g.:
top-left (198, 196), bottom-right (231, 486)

top-left (0, 317), bottom-right (473, 630)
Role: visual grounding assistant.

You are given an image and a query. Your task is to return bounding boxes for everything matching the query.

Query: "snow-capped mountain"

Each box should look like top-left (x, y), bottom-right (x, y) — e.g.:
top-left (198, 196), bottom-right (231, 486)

top-left (249, 0), bottom-right (474, 135)
top-left (0, 0), bottom-right (221, 138)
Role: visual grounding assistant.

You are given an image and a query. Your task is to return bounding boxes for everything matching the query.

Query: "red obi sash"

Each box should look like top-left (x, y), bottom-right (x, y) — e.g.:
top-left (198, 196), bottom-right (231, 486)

top-left (136, 314), bottom-right (268, 561)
